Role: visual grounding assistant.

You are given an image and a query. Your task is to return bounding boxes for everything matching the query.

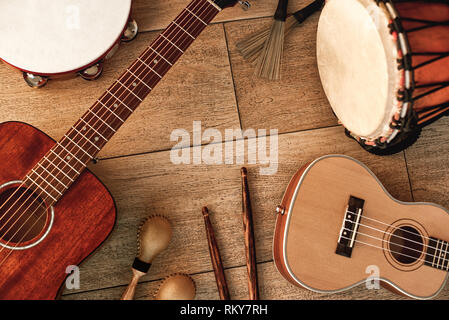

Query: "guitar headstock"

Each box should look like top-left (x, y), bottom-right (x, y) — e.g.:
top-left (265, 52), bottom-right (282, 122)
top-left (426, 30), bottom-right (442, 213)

top-left (213, 0), bottom-right (250, 10)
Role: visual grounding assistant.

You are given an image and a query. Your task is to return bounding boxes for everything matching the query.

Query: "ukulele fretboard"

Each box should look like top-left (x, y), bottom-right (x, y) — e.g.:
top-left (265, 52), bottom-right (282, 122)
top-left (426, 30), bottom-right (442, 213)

top-left (23, 0), bottom-right (220, 205)
top-left (425, 237), bottom-right (449, 271)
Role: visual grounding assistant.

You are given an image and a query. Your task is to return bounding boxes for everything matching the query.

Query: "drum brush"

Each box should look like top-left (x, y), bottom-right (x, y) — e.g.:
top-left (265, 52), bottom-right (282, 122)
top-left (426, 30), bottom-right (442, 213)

top-left (121, 215), bottom-right (173, 300)
top-left (237, 0), bottom-right (324, 66)
top-left (253, 0), bottom-right (289, 80)
top-left (154, 273), bottom-right (196, 300)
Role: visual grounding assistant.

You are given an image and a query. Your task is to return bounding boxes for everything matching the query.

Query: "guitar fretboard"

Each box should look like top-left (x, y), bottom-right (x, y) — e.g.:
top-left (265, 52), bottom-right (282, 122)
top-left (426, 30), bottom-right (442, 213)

top-left (23, 0), bottom-right (220, 205)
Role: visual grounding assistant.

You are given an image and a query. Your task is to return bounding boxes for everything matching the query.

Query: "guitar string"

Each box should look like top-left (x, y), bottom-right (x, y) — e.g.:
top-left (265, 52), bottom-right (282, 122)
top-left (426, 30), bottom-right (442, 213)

top-left (342, 225), bottom-right (449, 265)
top-left (0, 0), bottom-right (214, 250)
top-left (339, 234), bottom-right (449, 270)
top-left (0, 0), bottom-right (213, 240)
top-left (0, 0), bottom-right (215, 263)
top-left (0, 1), bottom-right (211, 244)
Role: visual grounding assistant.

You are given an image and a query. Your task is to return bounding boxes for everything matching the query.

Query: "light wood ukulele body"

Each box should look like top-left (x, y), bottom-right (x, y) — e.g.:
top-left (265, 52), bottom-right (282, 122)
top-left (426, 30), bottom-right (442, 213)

top-left (273, 155), bottom-right (449, 299)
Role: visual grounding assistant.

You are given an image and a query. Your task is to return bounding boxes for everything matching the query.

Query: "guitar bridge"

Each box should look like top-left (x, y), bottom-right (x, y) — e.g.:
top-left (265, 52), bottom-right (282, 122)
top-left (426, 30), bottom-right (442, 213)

top-left (336, 196), bottom-right (365, 258)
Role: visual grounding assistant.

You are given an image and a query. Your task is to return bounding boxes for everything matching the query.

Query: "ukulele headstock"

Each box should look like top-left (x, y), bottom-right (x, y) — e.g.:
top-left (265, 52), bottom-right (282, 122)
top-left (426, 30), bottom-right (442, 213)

top-left (213, 0), bottom-right (250, 10)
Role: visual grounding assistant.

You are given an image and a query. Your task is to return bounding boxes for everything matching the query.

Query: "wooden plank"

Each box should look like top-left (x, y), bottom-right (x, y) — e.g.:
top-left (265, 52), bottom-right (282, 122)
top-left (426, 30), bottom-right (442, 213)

top-left (224, 14), bottom-right (337, 134)
top-left (405, 117), bottom-right (449, 208)
top-left (132, 0), bottom-right (307, 32)
top-left (64, 260), bottom-right (449, 300)
top-left (0, 24), bottom-right (240, 159)
top-left (60, 126), bottom-right (411, 296)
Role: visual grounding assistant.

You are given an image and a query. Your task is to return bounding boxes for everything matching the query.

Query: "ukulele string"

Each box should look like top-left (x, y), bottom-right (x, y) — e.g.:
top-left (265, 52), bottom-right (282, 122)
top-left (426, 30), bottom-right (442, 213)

top-left (342, 225), bottom-right (449, 264)
top-left (0, 0), bottom-right (215, 265)
top-left (339, 234), bottom-right (449, 268)
top-left (0, 0), bottom-right (213, 249)
top-left (348, 217), bottom-right (436, 248)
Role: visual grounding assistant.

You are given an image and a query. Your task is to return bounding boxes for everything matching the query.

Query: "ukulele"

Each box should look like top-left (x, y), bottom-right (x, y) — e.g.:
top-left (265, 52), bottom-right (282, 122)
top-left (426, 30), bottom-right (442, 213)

top-left (0, 0), bottom-right (239, 299)
top-left (273, 155), bottom-right (449, 299)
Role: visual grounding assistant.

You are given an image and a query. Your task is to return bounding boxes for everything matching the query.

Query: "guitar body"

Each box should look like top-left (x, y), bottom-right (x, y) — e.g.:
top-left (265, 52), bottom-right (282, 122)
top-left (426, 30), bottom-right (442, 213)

top-left (274, 155), bottom-right (449, 299)
top-left (0, 121), bottom-right (116, 299)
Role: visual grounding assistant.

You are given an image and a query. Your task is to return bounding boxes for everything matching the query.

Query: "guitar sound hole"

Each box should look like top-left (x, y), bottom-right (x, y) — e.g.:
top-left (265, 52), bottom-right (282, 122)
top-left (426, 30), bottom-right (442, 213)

top-left (389, 226), bottom-right (423, 265)
top-left (0, 186), bottom-right (48, 244)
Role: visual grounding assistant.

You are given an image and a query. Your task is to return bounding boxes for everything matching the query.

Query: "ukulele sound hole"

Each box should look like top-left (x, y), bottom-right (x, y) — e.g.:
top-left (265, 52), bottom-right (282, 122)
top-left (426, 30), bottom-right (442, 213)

top-left (389, 226), bottom-right (423, 265)
top-left (0, 186), bottom-right (48, 245)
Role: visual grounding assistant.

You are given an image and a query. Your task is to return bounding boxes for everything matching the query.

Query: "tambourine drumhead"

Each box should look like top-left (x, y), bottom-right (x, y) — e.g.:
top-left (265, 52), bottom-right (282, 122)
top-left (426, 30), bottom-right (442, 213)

top-left (317, 0), bottom-right (401, 139)
top-left (0, 0), bottom-right (132, 75)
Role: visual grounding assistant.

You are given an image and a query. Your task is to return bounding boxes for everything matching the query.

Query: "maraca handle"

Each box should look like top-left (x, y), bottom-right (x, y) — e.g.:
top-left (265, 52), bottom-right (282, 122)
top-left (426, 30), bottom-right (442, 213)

top-left (121, 268), bottom-right (145, 300)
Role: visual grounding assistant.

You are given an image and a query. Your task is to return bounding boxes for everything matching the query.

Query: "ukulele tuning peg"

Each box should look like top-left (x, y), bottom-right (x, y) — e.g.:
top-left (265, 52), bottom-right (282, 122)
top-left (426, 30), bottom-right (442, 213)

top-left (238, 1), bottom-right (251, 11)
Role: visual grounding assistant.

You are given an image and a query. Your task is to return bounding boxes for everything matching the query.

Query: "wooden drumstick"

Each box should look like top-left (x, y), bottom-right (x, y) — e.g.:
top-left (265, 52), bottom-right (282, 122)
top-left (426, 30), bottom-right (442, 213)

top-left (121, 215), bottom-right (172, 300)
top-left (201, 206), bottom-right (230, 300)
top-left (241, 167), bottom-right (260, 300)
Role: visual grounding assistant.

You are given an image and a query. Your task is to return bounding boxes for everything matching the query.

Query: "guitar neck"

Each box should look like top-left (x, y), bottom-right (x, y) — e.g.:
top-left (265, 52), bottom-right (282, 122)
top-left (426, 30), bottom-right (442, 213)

top-left (24, 0), bottom-right (221, 205)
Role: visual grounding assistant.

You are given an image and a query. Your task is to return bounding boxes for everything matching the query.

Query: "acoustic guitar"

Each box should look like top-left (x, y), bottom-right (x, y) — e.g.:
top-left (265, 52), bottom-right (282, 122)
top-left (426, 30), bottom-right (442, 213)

top-left (274, 155), bottom-right (449, 299)
top-left (0, 0), bottom-right (238, 299)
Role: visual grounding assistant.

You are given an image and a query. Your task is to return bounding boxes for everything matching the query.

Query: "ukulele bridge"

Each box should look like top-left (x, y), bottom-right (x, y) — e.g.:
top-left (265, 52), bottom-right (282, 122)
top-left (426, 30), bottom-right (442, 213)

top-left (336, 196), bottom-right (365, 258)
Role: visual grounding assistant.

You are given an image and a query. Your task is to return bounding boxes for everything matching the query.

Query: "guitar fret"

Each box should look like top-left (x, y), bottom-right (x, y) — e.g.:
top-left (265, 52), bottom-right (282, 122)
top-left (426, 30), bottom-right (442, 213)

top-left (116, 80), bottom-right (143, 102)
top-left (126, 68), bottom-right (153, 90)
top-left (172, 21), bottom-right (195, 39)
top-left (49, 149), bottom-right (81, 174)
top-left (71, 126), bottom-right (101, 151)
top-left (88, 109), bottom-right (117, 133)
top-left (30, 169), bottom-right (63, 195)
top-left (443, 242), bottom-right (449, 270)
top-left (25, 175), bottom-right (58, 202)
top-left (137, 57), bottom-right (163, 78)
top-left (97, 100), bottom-right (125, 123)
top-left (148, 47), bottom-right (173, 66)
top-left (42, 155), bottom-right (74, 182)
top-left (78, 119), bottom-right (108, 142)
top-left (185, 7), bottom-right (208, 25)
top-left (106, 90), bottom-right (134, 113)
top-left (160, 34), bottom-right (184, 53)
top-left (433, 240), bottom-right (440, 267)
top-left (64, 135), bottom-right (94, 158)
top-left (35, 164), bottom-right (69, 190)
top-left (56, 142), bottom-right (86, 167)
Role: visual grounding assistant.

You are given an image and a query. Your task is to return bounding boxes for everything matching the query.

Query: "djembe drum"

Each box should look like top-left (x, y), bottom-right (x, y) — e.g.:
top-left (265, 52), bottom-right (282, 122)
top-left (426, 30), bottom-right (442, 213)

top-left (317, 0), bottom-right (449, 154)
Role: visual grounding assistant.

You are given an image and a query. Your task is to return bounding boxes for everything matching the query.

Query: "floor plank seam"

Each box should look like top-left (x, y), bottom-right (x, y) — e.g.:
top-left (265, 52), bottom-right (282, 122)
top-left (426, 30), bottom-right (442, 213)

top-left (222, 23), bottom-right (244, 131)
top-left (403, 150), bottom-right (416, 202)
top-left (97, 124), bottom-right (341, 162)
top-left (62, 259), bottom-right (274, 297)
top-left (137, 15), bottom-right (272, 35)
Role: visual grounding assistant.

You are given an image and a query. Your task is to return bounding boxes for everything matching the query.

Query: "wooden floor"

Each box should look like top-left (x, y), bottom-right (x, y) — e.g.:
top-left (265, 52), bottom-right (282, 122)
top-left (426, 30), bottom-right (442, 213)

top-left (1, 0), bottom-right (449, 300)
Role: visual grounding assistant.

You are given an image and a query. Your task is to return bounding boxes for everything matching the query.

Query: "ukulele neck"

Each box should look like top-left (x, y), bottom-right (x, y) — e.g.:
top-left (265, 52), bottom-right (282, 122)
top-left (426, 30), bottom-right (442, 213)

top-left (23, 0), bottom-right (221, 205)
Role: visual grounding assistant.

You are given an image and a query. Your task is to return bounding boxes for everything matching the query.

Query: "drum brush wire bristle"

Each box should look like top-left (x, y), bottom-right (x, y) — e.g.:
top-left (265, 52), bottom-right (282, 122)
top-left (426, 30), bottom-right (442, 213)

top-left (237, 0), bottom-right (324, 67)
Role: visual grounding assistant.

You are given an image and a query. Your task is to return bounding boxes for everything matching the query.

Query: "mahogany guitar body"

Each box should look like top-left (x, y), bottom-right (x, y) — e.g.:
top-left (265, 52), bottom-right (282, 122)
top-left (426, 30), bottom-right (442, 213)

top-left (0, 121), bottom-right (116, 299)
top-left (273, 155), bottom-right (449, 299)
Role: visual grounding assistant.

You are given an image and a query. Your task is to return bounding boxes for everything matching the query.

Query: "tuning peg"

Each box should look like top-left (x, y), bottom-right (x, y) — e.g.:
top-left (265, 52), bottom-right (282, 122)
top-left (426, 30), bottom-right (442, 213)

top-left (238, 0), bottom-right (251, 10)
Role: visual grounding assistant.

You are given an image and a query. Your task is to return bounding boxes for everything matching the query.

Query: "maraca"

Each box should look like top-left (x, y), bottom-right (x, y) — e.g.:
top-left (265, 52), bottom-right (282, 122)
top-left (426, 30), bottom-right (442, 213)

top-left (154, 273), bottom-right (196, 300)
top-left (121, 215), bottom-right (172, 300)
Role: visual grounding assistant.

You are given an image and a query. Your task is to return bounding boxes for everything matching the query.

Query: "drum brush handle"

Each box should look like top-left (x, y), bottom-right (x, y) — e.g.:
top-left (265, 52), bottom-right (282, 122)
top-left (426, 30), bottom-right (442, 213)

top-left (293, 0), bottom-right (325, 24)
top-left (274, 0), bottom-right (289, 22)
